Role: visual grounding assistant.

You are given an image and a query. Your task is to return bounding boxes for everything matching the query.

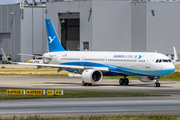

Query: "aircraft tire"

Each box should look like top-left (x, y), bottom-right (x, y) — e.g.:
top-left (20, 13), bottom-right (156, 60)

top-left (154, 83), bottom-right (160, 87)
top-left (82, 81), bottom-right (88, 86)
top-left (119, 78), bottom-right (124, 85)
top-left (124, 78), bottom-right (129, 85)
top-left (87, 83), bottom-right (92, 86)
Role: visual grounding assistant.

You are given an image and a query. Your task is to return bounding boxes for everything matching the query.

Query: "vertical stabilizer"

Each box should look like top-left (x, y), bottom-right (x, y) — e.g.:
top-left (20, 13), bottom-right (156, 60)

top-left (45, 19), bottom-right (66, 52)
top-left (172, 46), bottom-right (178, 63)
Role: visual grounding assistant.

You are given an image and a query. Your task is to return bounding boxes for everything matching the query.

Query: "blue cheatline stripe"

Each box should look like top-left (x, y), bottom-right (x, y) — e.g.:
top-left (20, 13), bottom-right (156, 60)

top-left (60, 62), bottom-right (175, 76)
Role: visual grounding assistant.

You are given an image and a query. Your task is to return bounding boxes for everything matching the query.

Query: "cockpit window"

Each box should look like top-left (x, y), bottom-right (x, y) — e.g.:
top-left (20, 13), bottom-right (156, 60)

top-left (168, 59), bottom-right (172, 62)
top-left (155, 59), bottom-right (172, 63)
top-left (156, 59), bottom-right (159, 63)
top-left (163, 59), bottom-right (168, 62)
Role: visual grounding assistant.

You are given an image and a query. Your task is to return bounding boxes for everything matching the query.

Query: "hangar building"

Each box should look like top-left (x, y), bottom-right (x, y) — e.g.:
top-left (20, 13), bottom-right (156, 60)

top-left (1, 0), bottom-right (180, 62)
top-left (0, 2), bottom-right (47, 62)
top-left (47, 0), bottom-right (180, 56)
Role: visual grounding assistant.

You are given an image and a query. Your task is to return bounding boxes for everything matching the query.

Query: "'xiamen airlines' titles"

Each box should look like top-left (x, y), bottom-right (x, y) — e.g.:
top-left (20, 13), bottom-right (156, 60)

top-left (113, 55), bottom-right (144, 59)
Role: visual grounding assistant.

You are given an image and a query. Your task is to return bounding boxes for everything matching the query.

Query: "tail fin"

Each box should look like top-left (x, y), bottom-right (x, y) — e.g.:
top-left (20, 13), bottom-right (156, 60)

top-left (172, 46), bottom-right (178, 63)
top-left (45, 19), bottom-right (66, 52)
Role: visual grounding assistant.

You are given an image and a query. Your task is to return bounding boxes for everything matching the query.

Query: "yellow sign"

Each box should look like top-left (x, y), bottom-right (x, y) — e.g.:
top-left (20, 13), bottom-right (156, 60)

top-left (55, 90), bottom-right (63, 95)
top-left (26, 90), bottom-right (45, 95)
top-left (7, 90), bottom-right (25, 95)
top-left (47, 90), bottom-right (54, 95)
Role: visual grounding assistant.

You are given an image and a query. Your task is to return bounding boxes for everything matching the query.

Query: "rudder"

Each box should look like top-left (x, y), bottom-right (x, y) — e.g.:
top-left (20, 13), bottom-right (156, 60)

top-left (45, 19), bottom-right (66, 52)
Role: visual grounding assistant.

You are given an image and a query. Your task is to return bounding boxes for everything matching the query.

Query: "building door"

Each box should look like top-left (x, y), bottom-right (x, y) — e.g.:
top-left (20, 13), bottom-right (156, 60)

top-left (146, 55), bottom-right (152, 69)
top-left (59, 13), bottom-right (80, 51)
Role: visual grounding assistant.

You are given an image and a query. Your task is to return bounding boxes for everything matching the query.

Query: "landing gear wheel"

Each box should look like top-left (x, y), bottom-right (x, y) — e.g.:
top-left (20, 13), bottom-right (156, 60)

top-left (82, 81), bottom-right (87, 86)
top-left (124, 78), bottom-right (129, 85)
top-left (82, 81), bottom-right (92, 86)
top-left (154, 83), bottom-right (160, 87)
top-left (119, 78), bottom-right (124, 85)
top-left (154, 77), bottom-right (161, 87)
top-left (87, 83), bottom-right (92, 86)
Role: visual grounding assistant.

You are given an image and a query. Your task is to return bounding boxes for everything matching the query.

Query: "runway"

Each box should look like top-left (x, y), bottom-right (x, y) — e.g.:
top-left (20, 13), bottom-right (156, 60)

top-left (1, 75), bottom-right (180, 117)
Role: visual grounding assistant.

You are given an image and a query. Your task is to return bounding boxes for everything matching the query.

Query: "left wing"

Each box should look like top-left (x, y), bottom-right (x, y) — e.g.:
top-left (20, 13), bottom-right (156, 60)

top-left (16, 62), bottom-right (109, 73)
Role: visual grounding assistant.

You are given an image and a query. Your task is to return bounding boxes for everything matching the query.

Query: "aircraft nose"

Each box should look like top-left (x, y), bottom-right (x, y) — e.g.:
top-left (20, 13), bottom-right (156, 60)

top-left (167, 63), bottom-right (175, 75)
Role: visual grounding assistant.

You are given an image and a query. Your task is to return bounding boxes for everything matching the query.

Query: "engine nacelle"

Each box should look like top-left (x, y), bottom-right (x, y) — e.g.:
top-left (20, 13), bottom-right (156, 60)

top-left (81, 69), bottom-right (103, 83)
top-left (138, 76), bottom-right (155, 82)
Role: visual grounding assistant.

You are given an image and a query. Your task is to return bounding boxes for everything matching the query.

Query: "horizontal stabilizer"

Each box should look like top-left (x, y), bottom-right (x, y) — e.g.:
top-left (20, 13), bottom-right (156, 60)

top-left (18, 53), bottom-right (51, 59)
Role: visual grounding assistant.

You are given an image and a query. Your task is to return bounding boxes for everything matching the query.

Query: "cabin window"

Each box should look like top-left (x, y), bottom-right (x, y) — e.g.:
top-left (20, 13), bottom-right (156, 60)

top-left (156, 59), bottom-right (159, 63)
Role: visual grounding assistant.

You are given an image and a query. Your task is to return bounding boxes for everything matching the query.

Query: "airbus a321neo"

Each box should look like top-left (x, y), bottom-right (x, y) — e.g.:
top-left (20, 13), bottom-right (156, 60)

top-left (17, 19), bottom-right (177, 87)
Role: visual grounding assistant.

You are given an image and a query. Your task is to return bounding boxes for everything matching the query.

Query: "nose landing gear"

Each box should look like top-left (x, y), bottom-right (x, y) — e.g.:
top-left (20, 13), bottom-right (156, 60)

top-left (154, 79), bottom-right (160, 87)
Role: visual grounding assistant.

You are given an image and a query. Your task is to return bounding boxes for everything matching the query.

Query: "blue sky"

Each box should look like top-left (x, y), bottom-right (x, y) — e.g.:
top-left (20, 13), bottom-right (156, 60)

top-left (0, 0), bottom-right (43, 5)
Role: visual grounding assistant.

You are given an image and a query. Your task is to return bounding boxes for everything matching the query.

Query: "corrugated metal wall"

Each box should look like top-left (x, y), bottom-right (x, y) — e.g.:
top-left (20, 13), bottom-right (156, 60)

top-left (20, 7), bottom-right (46, 61)
top-left (131, 3), bottom-right (146, 52)
top-left (131, 2), bottom-right (180, 56)
top-left (92, 0), bottom-right (131, 51)
top-left (46, 1), bottom-right (92, 51)
top-left (1, 1), bottom-right (180, 62)
top-left (146, 2), bottom-right (180, 55)
top-left (0, 4), bottom-right (21, 61)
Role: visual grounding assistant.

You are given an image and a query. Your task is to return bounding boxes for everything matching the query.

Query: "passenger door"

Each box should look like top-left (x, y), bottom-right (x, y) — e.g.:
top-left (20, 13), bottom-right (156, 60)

top-left (103, 56), bottom-right (108, 65)
top-left (146, 55), bottom-right (152, 69)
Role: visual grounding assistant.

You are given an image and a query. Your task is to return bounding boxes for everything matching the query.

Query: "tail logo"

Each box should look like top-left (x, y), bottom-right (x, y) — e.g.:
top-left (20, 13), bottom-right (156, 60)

top-left (48, 36), bottom-right (56, 43)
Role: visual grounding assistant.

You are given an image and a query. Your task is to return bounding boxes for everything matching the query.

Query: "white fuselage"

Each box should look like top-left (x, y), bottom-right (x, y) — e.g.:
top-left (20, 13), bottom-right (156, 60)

top-left (43, 51), bottom-right (175, 77)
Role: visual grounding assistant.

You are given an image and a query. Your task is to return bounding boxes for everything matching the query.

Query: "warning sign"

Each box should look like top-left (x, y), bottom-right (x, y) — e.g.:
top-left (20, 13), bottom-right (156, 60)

top-left (55, 90), bottom-right (63, 95)
top-left (7, 90), bottom-right (25, 95)
top-left (47, 90), bottom-right (54, 95)
top-left (26, 90), bottom-right (45, 95)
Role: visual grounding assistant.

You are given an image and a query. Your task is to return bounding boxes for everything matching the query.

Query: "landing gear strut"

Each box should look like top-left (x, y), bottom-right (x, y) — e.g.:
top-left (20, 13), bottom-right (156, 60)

top-left (82, 81), bottom-right (92, 86)
top-left (154, 79), bottom-right (160, 87)
top-left (119, 77), bottom-right (129, 86)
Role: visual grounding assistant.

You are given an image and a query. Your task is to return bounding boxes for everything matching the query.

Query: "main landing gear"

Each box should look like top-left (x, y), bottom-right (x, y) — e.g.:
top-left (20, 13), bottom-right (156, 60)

top-left (119, 77), bottom-right (129, 86)
top-left (82, 81), bottom-right (92, 86)
top-left (154, 79), bottom-right (160, 87)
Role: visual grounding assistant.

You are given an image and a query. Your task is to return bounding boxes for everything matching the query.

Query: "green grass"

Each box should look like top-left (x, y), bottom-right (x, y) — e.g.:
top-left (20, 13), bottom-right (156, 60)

top-left (0, 87), bottom-right (166, 100)
top-left (0, 73), bottom-right (69, 77)
top-left (2, 115), bottom-right (180, 120)
top-left (159, 72), bottom-right (180, 81)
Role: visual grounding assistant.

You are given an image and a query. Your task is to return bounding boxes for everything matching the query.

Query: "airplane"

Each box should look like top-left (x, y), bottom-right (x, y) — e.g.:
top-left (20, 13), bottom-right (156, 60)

top-left (15, 19), bottom-right (177, 87)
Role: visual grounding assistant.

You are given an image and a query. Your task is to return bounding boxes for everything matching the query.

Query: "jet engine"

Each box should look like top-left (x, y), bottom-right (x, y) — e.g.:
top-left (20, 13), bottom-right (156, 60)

top-left (138, 76), bottom-right (156, 82)
top-left (81, 69), bottom-right (103, 83)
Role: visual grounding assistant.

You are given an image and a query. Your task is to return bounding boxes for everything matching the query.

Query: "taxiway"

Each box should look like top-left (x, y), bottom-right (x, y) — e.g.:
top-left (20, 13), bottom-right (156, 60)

top-left (0, 75), bottom-right (180, 117)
